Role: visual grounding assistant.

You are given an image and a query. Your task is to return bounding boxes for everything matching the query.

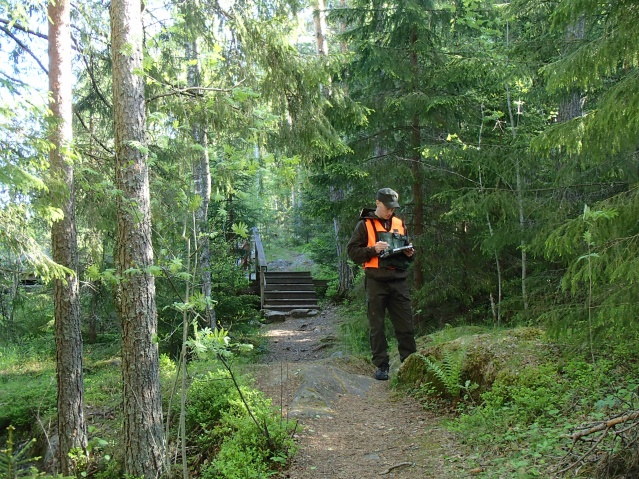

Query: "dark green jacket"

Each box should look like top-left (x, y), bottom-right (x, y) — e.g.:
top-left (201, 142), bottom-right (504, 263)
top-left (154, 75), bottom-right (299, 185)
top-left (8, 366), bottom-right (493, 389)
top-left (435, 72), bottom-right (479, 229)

top-left (346, 208), bottom-right (413, 281)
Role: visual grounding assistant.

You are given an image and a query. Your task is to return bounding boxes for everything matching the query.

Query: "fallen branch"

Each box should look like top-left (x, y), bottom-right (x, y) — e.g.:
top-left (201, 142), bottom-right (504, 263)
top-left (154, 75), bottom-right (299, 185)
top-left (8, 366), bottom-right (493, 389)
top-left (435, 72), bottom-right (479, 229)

top-left (570, 410), bottom-right (639, 441)
top-left (559, 426), bottom-right (609, 475)
top-left (379, 462), bottom-right (413, 475)
top-left (557, 409), bottom-right (639, 475)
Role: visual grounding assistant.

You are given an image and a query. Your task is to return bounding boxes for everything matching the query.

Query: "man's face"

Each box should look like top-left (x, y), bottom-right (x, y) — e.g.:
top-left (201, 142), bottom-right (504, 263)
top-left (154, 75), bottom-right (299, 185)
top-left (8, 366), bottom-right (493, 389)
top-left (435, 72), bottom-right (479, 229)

top-left (375, 201), bottom-right (396, 219)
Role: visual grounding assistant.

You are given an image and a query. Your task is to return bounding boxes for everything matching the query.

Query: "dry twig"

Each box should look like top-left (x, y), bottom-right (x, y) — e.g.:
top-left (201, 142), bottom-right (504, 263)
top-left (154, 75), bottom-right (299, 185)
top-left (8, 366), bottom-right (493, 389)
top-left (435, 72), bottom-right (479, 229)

top-left (379, 461), bottom-right (414, 475)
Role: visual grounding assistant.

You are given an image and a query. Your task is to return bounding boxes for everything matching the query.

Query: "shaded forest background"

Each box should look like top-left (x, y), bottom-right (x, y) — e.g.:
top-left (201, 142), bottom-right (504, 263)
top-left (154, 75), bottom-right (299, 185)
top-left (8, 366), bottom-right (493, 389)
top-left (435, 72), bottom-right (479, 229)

top-left (2, 0), bottom-right (639, 477)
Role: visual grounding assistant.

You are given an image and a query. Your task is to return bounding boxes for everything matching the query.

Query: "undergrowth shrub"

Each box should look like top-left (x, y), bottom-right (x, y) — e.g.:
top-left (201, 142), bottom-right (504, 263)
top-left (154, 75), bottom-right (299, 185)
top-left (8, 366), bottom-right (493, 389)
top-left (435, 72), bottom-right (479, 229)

top-left (203, 409), bottom-right (295, 479)
top-left (186, 370), bottom-right (237, 449)
top-left (448, 356), bottom-right (626, 477)
top-left (0, 366), bottom-right (56, 429)
top-left (214, 295), bottom-right (261, 324)
top-left (0, 425), bottom-right (71, 479)
top-left (480, 363), bottom-right (565, 426)
top-left (416, 349), bottom-right (470, 400)
top-left (187, 369), bottom-right (296, 478)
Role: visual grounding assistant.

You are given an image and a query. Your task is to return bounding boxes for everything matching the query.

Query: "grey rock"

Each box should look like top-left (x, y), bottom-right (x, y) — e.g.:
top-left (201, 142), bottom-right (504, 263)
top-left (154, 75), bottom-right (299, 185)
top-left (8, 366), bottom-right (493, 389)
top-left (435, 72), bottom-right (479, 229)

top-left (263, 310), bottom-right (287, 322)
top-left (289, 364), bottom-right (374, 418)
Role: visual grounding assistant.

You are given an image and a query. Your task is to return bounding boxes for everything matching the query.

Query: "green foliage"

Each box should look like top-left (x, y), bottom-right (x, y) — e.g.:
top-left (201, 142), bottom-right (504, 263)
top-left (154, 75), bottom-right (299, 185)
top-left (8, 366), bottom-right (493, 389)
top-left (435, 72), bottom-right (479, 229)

top-left (338, 311), bottom-right (370, 359)
top-left (417, 349), bottom-right (468, 399)
top-left (0, 344), bottom-right (56, 429)
top-left (82, 361), bottom-right (123, 410)
top-left (203, 409), bottom-right (295, 479)
top-left (448, 355), bottom-right (631, 477)
top-left (4, 290), bottom-right (55, 341)
top-left (540, 0), bottom-right (639, 158)
top-left (337, 287), bottom-right (399, 359)
top-left (0, 426), bottom-right (40, 479)
top-left (186, 370), bottom-right (296, 479)
top-left (0, 95), bottom-right (72, 284)
top-left (214, 295), bottom-right (261, 325)
top-left (67, 428), bottom-right (111, 479)
top-left (336, 290), bottom-right (370, 357)
top-left (0, 425), bottom-right (70, 478)
top-left (303, 235), bottom-right (342, 282)
top-left (480, 363), bottom-right (565, 426)
top-left (541, 194), bottom-right (639, 346)
top-left (185, 370), bottom-right (240, 447)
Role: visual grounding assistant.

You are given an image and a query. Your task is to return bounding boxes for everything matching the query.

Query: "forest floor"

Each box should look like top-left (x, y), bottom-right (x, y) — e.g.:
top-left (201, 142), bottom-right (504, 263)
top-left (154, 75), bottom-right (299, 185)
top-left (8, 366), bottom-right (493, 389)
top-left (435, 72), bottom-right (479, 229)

top-left (248, 304), bottom-right (472, 478)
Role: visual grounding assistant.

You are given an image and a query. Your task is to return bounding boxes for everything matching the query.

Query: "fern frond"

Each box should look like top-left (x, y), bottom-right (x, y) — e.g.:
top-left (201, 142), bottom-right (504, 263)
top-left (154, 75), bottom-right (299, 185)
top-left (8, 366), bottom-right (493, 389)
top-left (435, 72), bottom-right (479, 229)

top-left (419, 348), bottom-right (466, 398)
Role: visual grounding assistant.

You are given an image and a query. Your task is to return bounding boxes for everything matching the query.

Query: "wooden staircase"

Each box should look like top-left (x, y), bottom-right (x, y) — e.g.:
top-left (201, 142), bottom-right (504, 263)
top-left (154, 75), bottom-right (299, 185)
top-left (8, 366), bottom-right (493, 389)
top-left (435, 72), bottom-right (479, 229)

top-left (262, 271), bottom-right (319, 312)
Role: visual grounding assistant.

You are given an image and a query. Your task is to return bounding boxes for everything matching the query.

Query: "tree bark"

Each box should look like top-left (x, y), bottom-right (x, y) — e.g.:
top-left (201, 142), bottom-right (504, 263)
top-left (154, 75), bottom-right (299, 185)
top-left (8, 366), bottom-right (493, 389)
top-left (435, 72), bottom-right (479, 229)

top-left (187, 40), bottom-right (214, 328)
top-left (48, 0), bottom-right (87, 473)
top-left (331, 188), bottom-right (353, 296)
top-left (410, 27), bottom-right (425, 326)
top-left (558, 17), bottom-right (585, 123)
top-left (313, 0), bottom-right (352, 295)
top-left (111, 0), bottom-right (165, 476)
top-left (313, 0), bottom-right (328, 56)
top-left (505, 21), bottom-right (528, 310)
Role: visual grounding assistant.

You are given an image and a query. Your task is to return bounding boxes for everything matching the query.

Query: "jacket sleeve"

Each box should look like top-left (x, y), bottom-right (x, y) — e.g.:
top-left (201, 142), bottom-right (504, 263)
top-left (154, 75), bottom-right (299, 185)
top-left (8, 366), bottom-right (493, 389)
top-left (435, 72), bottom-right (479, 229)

top-left (347, 220), bottom-right (377, 265)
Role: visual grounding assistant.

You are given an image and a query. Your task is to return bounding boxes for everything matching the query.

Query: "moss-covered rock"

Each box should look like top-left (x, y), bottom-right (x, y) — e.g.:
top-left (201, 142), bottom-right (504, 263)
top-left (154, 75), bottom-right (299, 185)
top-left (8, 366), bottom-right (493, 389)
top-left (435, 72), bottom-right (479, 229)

top-left (397, 327), bottom-right (559, 399)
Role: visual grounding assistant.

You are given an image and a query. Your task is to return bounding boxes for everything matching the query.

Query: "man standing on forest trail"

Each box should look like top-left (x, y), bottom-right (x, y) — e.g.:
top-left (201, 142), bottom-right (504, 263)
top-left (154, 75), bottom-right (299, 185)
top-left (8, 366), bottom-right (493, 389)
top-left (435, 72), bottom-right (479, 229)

top-left (347, 188), bottom-right (417, 380)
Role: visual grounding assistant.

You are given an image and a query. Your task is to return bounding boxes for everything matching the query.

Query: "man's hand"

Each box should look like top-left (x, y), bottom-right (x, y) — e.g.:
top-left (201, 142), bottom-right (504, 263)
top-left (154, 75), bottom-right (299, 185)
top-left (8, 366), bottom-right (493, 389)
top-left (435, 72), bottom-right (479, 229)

top-left (379, 244), bottom-right (414, 258)
top-left (374, 241), bottom-right (389, 253)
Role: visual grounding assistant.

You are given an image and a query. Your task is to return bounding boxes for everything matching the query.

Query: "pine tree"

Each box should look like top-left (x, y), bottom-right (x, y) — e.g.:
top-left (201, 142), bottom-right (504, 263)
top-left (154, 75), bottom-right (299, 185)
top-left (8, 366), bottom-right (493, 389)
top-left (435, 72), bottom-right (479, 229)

top-left (111, 0), bottom-right (165, 475)
top-left (48, 0), bottom-right (87, 472)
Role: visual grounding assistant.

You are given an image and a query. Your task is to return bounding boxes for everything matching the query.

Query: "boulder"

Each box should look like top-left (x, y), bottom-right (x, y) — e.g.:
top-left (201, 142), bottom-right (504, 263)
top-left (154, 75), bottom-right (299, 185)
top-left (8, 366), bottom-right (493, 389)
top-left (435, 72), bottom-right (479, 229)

top-left (263, 310), bottom-right (287, 323)
top-left (397, 327), bottom-right (559, 399)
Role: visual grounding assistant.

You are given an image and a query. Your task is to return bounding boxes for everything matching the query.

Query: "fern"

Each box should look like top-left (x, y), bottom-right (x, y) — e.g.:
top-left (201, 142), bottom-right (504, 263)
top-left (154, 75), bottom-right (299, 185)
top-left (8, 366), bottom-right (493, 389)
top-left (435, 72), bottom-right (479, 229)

top-left (419, 349), bottom-right (466, 399)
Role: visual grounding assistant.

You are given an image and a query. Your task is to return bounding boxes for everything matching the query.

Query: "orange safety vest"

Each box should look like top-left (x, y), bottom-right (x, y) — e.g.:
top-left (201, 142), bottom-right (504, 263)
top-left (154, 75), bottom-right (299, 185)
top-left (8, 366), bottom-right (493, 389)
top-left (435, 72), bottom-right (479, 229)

top-left (364, 217), bottom-right (406, 268)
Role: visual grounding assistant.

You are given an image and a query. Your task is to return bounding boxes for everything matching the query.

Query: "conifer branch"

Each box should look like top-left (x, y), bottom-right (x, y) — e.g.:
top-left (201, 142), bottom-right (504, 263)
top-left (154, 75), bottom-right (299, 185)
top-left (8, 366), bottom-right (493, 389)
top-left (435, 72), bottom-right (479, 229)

top-left (0, 25), bottom-right (48, 75)
top-left (71, 35), bottom-right (112, 110)
top-left (0, 18), bottom-right (47, 40)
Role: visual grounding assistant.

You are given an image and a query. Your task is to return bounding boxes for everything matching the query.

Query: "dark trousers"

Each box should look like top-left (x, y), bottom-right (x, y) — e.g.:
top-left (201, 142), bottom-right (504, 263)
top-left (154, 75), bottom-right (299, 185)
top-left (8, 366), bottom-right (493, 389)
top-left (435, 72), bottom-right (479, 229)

top-left (366, 276), bottom-right (416, 367)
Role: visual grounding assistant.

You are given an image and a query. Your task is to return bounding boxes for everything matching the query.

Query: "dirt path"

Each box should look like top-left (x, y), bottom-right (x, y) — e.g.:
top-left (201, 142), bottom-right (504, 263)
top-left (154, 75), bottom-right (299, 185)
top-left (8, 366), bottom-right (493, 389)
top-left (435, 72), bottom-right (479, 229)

top-left (249, 306), bottom-right (468, 479)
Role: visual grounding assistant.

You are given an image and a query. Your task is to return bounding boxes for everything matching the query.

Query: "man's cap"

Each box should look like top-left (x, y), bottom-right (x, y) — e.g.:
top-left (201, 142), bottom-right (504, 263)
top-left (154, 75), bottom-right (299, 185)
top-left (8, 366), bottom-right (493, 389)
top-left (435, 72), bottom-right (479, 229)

top-left (376, 188), bottom-right (400, 208)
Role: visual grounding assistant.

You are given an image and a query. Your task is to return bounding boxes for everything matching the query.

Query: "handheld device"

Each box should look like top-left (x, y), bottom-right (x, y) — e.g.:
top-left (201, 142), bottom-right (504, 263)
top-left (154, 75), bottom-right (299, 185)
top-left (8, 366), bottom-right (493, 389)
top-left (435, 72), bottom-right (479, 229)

top-left (379, 245), bottom-right (414, 259)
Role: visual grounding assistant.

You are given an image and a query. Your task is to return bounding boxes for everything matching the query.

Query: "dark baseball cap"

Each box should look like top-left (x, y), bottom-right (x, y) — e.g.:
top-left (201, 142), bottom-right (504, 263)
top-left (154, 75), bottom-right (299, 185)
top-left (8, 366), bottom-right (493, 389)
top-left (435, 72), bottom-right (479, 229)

top-left (376, 188), bottom-right (400, 208)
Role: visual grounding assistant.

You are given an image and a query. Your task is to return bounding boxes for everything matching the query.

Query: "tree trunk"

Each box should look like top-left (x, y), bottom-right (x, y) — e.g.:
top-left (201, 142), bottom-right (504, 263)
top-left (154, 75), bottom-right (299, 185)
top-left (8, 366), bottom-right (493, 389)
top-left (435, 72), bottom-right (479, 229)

top-left (48, 0), bottom-right (87, 473)
top-left (187, 40), bottom-right (214, 328)
top-left (505, 21), bottom-right (528, 310)
top-left (478, 105), bottom-right (502, 325)
top-left (506, 81), bottom-right (528, 310)
top-left (313, 0), bottom-right (328, 56)
top-left (558, 17), bottom-right (585, 123)
top-left (314, 0), bottom-right (352, 295)
top-left (111, 0), bottom-right (165, 476)
top-left (331, 188), bottom-right (353, 296)
top-left (410, 27), bottom-right (425, 326)
top-left (87, 281), bottom-right (100, 344)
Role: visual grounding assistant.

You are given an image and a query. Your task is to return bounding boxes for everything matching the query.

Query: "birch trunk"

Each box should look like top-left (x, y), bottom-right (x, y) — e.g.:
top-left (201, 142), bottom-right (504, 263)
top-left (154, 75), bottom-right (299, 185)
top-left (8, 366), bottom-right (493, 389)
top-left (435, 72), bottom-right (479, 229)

top-left (187, 40), bottom-right (214, 328)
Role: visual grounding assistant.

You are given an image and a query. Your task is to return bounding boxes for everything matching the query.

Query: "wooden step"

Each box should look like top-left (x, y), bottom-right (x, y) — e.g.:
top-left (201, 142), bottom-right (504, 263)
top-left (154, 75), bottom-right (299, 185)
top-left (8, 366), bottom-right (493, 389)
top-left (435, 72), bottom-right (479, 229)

top-left (262, 304), bottom-right (319, 312)
top-left (265, 283), bottom-right (315, 292)
top-left (262, 270), bottom-right (319, 314)
top-left (264, 274), bottom-right (313, 284)
top-left (265, 291), bottom-right (317, 300)
top-left (265, 297), bottom-right (318, 306)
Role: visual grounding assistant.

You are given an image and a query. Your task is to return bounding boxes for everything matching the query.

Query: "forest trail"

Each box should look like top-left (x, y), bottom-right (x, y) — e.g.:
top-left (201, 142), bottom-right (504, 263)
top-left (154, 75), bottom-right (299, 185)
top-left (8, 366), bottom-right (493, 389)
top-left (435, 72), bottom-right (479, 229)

top-left (249, 305), bottom-right (469, 478)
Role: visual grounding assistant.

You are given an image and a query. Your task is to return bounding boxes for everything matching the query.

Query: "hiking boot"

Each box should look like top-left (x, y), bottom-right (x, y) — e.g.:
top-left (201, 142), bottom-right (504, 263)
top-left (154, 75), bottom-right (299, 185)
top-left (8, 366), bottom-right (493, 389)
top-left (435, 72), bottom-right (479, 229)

top-left (374, 364), bottom-right (389, 381)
